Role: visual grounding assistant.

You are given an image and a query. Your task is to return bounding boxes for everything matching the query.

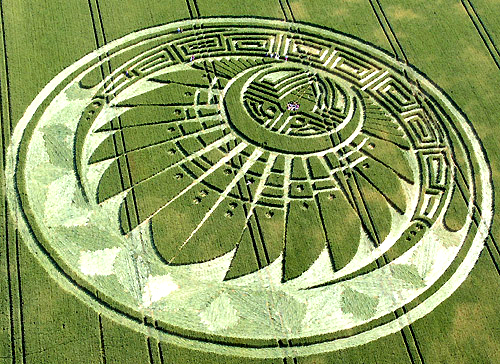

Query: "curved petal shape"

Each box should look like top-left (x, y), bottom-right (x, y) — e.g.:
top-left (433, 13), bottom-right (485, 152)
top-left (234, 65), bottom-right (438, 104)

top-left (283, 199), bottom-right (327, 282)
top-left (316, 190), bottom-right (360, 271)
top-left (91, 60), bottom-right (416, 284)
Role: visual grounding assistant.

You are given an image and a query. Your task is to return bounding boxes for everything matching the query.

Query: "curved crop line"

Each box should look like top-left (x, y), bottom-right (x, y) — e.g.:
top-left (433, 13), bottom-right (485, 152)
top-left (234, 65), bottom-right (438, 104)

top-left (5, 17), bottom-right (493, 358)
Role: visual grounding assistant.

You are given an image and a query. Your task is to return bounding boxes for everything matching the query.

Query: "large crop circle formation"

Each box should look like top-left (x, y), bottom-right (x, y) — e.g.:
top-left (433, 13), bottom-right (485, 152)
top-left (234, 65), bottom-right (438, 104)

top-left (6, 18), bottom-right (492, 358)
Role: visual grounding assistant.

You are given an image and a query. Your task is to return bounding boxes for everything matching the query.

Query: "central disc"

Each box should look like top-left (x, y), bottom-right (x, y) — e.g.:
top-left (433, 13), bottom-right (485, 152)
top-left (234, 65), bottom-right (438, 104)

top-left (224, 63), bottom-right (362, 154)
top-left (8, 18), bottom-right (492, 358)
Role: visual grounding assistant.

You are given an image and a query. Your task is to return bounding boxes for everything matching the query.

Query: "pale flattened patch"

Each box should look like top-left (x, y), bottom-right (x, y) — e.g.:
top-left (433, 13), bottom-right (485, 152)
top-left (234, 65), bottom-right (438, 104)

top-left (142, 274), bottom-right (179, 308)
top-left (79, 247), bottom-right (121, 276)
top-left (6, 18), bottom-right (491, 357)
top-left (200, 294), bottom-right (239, 332)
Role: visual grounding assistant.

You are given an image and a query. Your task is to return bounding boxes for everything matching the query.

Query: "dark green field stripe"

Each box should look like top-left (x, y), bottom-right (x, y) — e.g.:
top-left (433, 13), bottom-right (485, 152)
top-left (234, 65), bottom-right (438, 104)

top-left (284, 0), bottom-right (296, 22)
top-left (88, 2), bottom-right (153, 364)
top-left (367, 0), bottom-right (399, 57)
top-left (192, 0), bottom-right (200, 18)
top-left (185, 0), bottom-right (193, 18)
top-left (231, 140), bottom-right (268, 269)
top-left (312, 194), bottom-right (337, 271)
top-left (484, 238), bottom-right (500, 275)
top-left (98, 314), bottom-right (107, 364)
top-left (12, 233), bottom-right (25, 364)
top-left (330, 131), bottom-right (386, 269)
top-left (92, 3), bottom-right (135, 230)
top-left (222, 142), bottom-right (295, 360)
top-left (92, 0), bottom-right (143, 235)
top-left (91, 3), bottom-right (168, 364)
top-left (367, 2), bottom-right (426, 364)
top-left (396, 324), bottom-right (421, 364)
top-left (0, 2), bottom-right (26, 363)
top-left (375, 0), bottom-right (409, 62)
top-left (455, 153), bottom-right (500, 261)
top-left (398, 311), bottom-right (424, 364)
top-left (87, 0), bottom-right (106, 52)
top-left (146, 337), bottom-right (155, 364)
top-left (369, 0), bottom-right (409, 62)
top-left (158, 343), bottom-right (165, 364)
top-left (155, 325), bottom-right (165, 364)
top-left (462, 0), bottom-right (500, 71)
top-left (0, 4), bottom-right (14, 363)
top-left (277, 0), bottom-right (294, 22)
top-left (206, 61), bottom-right (271, 272)
top-left (486, 236), bottom-right (500, 275)
top-left (146, 334), bottom-right (164, 364)
top-left (86, 4), bottom-right (117, 364)
top-left (453, 163), bottom-right (500, 275)
top-left (185, 0), bottom-right (200, 19)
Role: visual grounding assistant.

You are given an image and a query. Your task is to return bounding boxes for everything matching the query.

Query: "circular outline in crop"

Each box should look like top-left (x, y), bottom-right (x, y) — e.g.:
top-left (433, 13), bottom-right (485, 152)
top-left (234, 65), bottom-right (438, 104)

top-left (6, 18), bottom-right (493, 358)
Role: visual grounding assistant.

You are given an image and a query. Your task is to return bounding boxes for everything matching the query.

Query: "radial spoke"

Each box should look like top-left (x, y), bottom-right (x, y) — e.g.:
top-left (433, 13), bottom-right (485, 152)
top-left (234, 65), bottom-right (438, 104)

top-left (114, 133), bottom-right (236, 198)
top-left (340, 138), bottom-right (369, 161)
top-left (137, 141), bottom-right (248, 228)
top-left (93, 121), bottom-right (227, 161)
top-left (241, 153), bottom-right (278, 230)
top-left (168, 147), bottom-right (263, 263)
top-left (283, 156), bottom-right (292, 205)
top-left (99, 114), bottom-right (222, 131)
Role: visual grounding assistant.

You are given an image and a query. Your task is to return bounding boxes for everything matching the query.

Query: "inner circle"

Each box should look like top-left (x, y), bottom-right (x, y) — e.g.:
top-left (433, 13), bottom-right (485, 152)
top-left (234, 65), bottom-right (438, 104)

top-left (8, 17), bottom-right (491, 357)
top-left (223, 63), bottom-right (363, 154)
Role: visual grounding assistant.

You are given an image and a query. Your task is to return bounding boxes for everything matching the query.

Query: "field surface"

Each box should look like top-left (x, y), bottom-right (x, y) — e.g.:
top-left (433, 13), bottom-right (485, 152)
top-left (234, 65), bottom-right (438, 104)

top-left (1, 1), bottom-right (500, 363)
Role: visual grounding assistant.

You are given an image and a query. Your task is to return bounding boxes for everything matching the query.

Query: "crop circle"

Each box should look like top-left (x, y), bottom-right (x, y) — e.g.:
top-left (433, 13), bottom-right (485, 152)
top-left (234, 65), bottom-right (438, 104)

top-left (6, 18), bottom-right (492, 358)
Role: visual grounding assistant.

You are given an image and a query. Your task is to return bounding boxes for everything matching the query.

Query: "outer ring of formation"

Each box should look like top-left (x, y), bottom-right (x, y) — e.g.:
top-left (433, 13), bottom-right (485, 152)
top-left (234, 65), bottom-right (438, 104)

top-left (6, 18), bottom-right (493, 358)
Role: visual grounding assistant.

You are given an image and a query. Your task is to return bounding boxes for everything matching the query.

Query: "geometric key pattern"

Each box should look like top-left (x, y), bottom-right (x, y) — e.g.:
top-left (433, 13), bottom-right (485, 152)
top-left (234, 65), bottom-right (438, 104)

top-left (10, 18), bottom-right (491, 358)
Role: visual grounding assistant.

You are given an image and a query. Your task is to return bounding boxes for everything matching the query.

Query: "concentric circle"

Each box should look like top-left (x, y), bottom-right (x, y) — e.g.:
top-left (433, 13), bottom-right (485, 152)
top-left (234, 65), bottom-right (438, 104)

top-left (225, 62), bottom-right (362, 154)
top-left (6, 18), bottom-right (492, 358)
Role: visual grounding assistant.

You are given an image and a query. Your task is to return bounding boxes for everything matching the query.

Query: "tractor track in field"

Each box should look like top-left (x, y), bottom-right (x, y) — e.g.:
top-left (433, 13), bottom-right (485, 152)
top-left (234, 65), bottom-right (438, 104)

top-left (460, 0), bottom-right (500, 276)
top-left (367, 1), bottom-right (426, 363)
top-left (462, 0), bottom-right (500, 71)
top-left (4, 5), bottom-right (497, 361)
top-left (368, 0), bottom-right (500, 362)
top-left (0, 0), bottom-right (26, 362)
top-left (88, 1), bottom-right (162, 363)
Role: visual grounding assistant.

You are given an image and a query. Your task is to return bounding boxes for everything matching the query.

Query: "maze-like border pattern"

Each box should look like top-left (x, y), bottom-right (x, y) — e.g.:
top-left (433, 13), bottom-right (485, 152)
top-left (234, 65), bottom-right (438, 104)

top-left (6, 18), bottom-right (492, 358)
